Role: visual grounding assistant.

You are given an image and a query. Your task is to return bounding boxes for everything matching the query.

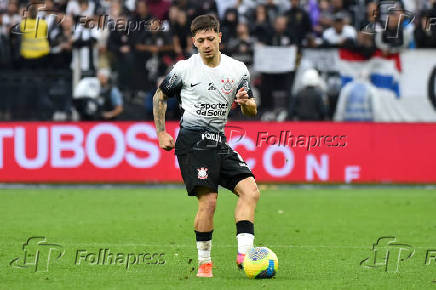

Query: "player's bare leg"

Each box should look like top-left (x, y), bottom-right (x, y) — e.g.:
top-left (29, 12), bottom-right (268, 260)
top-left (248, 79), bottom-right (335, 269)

top-left (194, 187), bottom-right (217, 277)
top-left (233, 177), bottom-right (260, 269)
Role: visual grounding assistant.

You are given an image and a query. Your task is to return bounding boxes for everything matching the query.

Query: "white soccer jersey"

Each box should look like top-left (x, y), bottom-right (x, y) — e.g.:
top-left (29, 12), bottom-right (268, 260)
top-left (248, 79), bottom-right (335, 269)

top-left (159, 53), bottom-right (253, 132)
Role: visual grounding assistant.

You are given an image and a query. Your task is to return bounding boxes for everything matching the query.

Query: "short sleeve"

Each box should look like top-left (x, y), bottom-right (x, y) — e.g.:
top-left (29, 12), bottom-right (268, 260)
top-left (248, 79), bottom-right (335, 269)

top-left (111, 88), bottom-right (123, 106)
top-left (159, 61), bottom-right (184, 98)
top-left (237, 65), bottom-right (254, 99)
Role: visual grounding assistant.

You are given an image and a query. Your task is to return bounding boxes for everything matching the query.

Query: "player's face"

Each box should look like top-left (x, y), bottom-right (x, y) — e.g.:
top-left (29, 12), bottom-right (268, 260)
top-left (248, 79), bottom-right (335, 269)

top-left (193, 30), bottom-right (221, 60)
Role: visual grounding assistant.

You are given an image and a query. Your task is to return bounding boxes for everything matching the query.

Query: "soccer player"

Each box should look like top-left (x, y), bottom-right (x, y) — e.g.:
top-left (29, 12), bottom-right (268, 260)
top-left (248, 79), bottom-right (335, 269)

top-left (153, 14), bottom-right (260, 278)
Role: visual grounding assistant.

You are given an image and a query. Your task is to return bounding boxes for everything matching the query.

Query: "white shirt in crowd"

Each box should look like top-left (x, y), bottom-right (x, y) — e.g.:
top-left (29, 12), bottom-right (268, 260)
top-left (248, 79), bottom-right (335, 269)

top-left (322, 26), bottom-right (357, 45)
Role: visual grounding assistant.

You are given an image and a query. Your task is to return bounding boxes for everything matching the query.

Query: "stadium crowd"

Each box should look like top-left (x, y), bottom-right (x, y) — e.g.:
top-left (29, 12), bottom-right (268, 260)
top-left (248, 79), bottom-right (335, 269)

top-left (0, 0), bottom-right (435, 121)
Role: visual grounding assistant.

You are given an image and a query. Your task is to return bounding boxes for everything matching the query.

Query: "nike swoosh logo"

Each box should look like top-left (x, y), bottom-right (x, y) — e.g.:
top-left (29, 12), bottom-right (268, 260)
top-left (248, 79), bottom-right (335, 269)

top-left (191, 82), bottom-right (201, 87)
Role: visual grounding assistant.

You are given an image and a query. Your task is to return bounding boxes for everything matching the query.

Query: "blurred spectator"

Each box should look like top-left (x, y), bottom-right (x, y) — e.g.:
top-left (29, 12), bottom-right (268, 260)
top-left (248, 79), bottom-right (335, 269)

top-left (227, 23), bottom-right (254, 66)
top-left (66, 0), bottom-right (95, 17)
top-left (290, 69), bottom-right (328, 121)
top-left (268, 16), bottom-right (291, 46)
top-left (306, 0), bottom-right (319, 28)
top-left (98, 69), bottom-right (123, 120)
top-left (2, 0), bottom-right (20, 35)
top-left (134, 18), bottom-right (173, 93)
top-left (330, 0), bottom-right (350, 18)
top-left (334, 70), bottom-right (381, 122)
top-left (124, 0), bottom-right (135, 13)
top-left (170, 7), bottom-right (192, 58)
top-left (259, 0), bottom-right (291, 13)
top-left (72, 69), bottom-right (123, 120)
top-left (196, 0), bottom-right (218, 17)
top-left (177, 0), bottom-right (219, 22)
top-left (264, 0), bottom-right (279, 23)
top-left (215, 0), bottom-right (237, 19)
top-left (146, 0), bottom-right (170, 20)
top-left (48, 14), bottom-right (73, 69)
top-left (145, 76), bottom-right (179, 120)
top-left (250, 4), bottom-right (271, 45)
top-left (172, 0), bottom-right (202, 23)
top-left (19, 4), bottom-right (50, 68)
top-left (96, 0), bottom-right (113, 16)
top-left (322, 12), bottom-right (356, 47)
top-left (260, 16), bottom-right (294, 116)
top-left (107, 12), bottom-right (135, 95)
top-left (374, 2), bottom-right (415, 54)
top-left (414, 9), bottom-right (436, 48)
top-left (72, 16), bottom-right (100, 78)
top-left (0, 0), bottom-right (7, 12)
top-left (95, 9), bottom-right (111, 70)
top-left (315, 0), bottom-right (333, 37)
top-left (38, 0), bottom-right (58, 30)
top-left (284, 0), bottom-right (312, 46)
top-left (0, 13), bottom-right (11, 68)
top-left (131, 0), bottom-right (152, 92)
top-left (359, 1), bottom-right (377, 34)
top-left (72, 75), bottom-right (100, 120)
top-left (221, 8), bottom-right (238, 47)
top-left (236, 0), bottom-right (256, 24)
top-left (347, 31), bottom-right (376, 58)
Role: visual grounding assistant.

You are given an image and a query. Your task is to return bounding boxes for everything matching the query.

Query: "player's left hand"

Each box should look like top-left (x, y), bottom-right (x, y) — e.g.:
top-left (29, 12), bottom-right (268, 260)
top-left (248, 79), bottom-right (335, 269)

top-left (235, 87), bottom-right (250, 105)
top-left (101, 111), bottom-right (112, 119)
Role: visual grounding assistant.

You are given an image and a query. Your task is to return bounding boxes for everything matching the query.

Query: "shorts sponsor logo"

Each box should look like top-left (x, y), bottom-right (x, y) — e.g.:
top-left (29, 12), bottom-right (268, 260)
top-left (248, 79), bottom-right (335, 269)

top-left (201, 133), bottom-right (222, 143)
top-left (197, 167), bottom-right (208, 179)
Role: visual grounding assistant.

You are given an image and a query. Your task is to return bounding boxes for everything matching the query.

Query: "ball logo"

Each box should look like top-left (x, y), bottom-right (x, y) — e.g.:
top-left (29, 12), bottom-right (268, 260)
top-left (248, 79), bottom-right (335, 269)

top-left (197, 168), bottom-right (208, 179)
top-left (221, 78), bottom-right (234, 95)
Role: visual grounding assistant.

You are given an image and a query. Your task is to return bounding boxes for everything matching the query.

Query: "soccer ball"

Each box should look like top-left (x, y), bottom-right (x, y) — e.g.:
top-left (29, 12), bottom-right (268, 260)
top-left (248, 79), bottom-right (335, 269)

top-left (243, 247), bottom-right (278, 279)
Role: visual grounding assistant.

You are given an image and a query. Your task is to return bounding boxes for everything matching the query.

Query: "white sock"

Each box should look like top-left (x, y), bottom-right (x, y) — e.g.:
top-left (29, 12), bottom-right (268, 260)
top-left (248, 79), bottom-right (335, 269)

top-left (197, 240), bottom-right (212, 264)
top-left (237, 233), bottom-right (254, 255)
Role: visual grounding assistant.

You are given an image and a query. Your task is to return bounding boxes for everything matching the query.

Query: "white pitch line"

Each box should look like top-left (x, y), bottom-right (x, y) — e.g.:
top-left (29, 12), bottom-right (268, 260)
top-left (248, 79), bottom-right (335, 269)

top-left (67, 243), bottom-right (436, 249)
top-left (69, 244), bottom-right (367, 249)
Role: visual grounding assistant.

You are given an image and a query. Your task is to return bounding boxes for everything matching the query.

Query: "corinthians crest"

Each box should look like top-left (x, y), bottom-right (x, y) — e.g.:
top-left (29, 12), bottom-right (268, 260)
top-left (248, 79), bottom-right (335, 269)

top-left (197, 168), bottom-right (208, 179)
top-left (221, 78), bottom-right (234, 95)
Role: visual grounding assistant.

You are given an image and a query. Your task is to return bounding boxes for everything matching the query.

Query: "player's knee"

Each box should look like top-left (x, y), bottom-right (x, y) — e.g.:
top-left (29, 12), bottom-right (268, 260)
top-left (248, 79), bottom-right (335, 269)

top-left (250, 186), bottom-right (260, 203)
top-left (238, 183), bottom-right (260, 203)
top-left (198, 195), bottom-right (217, 214)
top-left (199, 199), bottom-right (216, 214)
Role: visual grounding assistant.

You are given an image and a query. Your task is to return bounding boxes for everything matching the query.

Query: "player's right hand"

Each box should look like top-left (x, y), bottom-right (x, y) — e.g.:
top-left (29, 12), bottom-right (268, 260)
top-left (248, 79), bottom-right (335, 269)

top-left (157, 132), bottom-right (175, 151)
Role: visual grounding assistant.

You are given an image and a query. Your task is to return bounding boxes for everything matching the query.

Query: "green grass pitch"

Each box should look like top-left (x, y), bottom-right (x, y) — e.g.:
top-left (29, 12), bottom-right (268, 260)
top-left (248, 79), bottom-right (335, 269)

top-left (1, 187), bottom-right (436, 289)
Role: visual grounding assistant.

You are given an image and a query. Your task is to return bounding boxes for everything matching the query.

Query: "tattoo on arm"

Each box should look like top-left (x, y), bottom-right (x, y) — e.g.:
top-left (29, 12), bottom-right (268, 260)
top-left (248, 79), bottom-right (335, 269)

top-left (153, 88), bottom-right (168, 133)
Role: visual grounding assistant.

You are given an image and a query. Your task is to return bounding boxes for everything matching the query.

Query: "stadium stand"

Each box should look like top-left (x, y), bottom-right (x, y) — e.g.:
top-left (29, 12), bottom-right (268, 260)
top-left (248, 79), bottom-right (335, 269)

top-left (0, 0), bottom-right (435, 121)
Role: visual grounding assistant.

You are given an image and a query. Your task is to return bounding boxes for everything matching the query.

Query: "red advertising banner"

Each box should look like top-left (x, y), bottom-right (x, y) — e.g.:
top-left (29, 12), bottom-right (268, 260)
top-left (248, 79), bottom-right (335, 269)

top-left (0, 122), bottom-right (434, 183)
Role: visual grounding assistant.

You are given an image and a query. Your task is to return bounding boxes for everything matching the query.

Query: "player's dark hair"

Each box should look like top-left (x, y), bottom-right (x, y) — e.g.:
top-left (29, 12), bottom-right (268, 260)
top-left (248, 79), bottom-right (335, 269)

top-left (190, 14), bottom-right (220, 36)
